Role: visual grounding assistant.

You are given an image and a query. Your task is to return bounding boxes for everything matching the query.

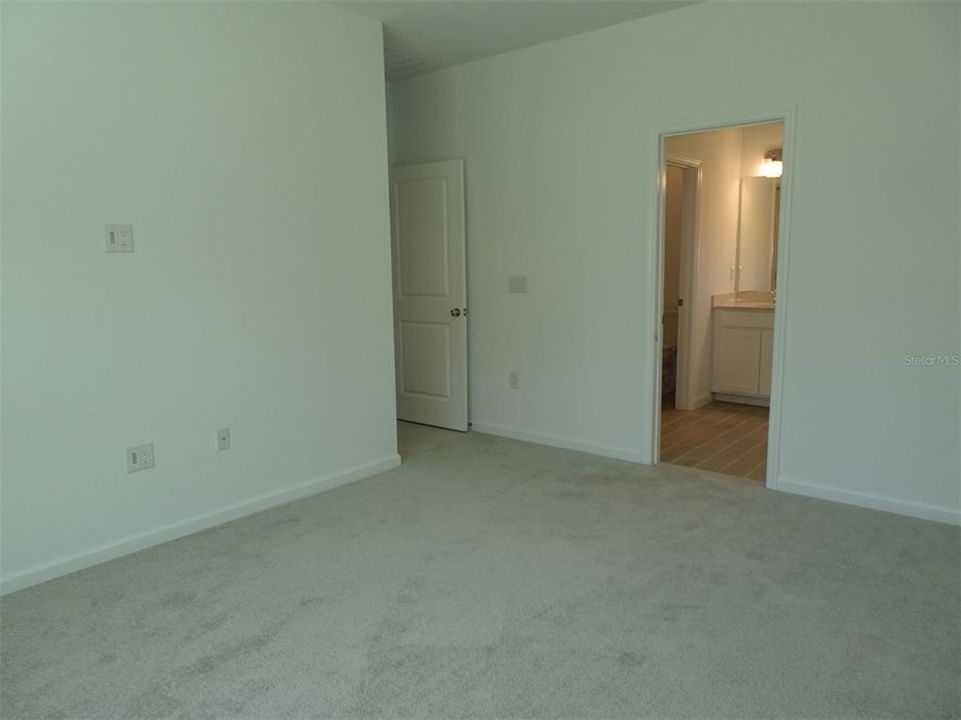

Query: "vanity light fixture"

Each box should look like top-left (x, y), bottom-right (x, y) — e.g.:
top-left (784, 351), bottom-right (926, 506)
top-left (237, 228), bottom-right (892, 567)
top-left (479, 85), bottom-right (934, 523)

top-left (761, 148), bottom-right (783, 178)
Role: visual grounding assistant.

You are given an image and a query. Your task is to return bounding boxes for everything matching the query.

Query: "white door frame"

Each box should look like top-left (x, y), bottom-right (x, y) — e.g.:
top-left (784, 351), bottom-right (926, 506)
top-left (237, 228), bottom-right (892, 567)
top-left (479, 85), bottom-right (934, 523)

top-left (647, 105), bottom-right (797, 491)
top-left (664, 154), bottom-right (702, 411)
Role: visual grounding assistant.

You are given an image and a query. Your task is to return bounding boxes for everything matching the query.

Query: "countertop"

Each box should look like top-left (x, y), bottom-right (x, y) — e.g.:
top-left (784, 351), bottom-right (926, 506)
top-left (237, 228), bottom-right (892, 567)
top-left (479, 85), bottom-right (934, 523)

top-left (712, 292), bottom-right (775, 310)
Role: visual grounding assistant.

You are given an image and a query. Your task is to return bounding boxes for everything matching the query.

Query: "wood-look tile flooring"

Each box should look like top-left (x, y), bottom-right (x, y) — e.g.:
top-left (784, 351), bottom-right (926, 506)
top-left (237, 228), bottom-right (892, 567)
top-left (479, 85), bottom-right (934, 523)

top-left (660, 400), bottom-right (768, 481)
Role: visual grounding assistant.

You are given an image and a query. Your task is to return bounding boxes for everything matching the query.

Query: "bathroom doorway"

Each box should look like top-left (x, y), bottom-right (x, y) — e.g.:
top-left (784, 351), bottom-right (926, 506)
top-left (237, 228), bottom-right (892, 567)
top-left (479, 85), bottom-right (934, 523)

top-left (649, 111), bottom-right (793, 487)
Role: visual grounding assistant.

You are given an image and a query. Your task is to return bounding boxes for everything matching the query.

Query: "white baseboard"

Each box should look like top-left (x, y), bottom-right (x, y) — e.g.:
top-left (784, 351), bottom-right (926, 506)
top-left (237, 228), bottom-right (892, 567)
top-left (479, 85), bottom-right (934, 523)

top-left (470, 421), bottom-right (644, 463)
top-left (0, 454), bottom-right (402, 596)
top-left (679, 393), bottom-right (714, 411)
top-left (712, 392), bottom-right (769, 407)
top-left (772, 476), bottom-right (960, 526)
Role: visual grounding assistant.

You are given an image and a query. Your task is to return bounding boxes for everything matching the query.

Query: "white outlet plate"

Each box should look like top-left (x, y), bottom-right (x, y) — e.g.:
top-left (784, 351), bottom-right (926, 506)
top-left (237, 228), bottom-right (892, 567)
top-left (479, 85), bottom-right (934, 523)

top-left (127, 442), bottom-right (155, 473)
top-left (510, 371), bottom-right (520, 389)
top-left (105, 224), bottom-right (134, 253)
top-left (508, 275), bottom-right (528, 293)
top-left (217, 427), bottom-right (231, 451)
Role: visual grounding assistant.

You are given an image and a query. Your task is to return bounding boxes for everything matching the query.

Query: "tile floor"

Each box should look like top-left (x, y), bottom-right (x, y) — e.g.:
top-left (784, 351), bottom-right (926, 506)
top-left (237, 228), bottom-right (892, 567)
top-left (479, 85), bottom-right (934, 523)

top-left (660, 400), bottom-right (768, 481)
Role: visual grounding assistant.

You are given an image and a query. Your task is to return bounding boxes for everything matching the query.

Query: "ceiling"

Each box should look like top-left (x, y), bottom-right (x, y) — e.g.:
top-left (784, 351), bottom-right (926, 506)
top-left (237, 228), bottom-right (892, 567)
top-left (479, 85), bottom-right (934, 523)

top-left (330, 1), bottom-right (699, 79)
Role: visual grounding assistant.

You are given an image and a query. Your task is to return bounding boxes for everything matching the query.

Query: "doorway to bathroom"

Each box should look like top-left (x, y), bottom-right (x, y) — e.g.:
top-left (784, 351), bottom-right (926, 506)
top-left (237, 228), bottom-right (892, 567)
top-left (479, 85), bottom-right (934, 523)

top-left (649, 110), bottom-right (793, 487)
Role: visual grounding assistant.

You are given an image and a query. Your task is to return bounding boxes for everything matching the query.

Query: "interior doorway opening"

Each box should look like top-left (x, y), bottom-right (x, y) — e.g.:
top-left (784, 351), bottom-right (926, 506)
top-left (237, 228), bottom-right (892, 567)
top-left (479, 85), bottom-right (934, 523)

top-left (653, 117), bottom-right (790, 484)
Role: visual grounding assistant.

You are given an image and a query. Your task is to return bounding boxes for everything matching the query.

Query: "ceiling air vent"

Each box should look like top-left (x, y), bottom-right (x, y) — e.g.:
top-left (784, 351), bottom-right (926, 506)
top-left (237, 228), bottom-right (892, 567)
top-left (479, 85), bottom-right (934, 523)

top-left (384, 48), bottom-right (428, 78)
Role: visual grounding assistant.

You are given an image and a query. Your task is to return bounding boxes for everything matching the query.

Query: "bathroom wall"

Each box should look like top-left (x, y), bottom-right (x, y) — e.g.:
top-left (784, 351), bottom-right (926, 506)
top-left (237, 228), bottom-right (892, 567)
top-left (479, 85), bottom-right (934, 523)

top-left (665, 128), bottom-right (742, 407)
top-left (737, 123), bottom-right (784, 293)
top-left (740, 123), bottom-right (785, 178)
top-left (666, 123), bottom-right (786, 405)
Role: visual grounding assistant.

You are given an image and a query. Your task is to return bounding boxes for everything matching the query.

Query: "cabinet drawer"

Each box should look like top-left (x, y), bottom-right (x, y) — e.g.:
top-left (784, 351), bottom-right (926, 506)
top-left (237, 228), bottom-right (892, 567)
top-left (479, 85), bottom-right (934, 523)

top-left (715, 308), bottom-right (774, 330)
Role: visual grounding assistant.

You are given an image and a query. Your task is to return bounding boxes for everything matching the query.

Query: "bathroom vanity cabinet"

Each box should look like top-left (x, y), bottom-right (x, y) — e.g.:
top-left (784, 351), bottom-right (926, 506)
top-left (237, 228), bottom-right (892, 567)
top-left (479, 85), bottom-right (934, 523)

top-left (711, 302), bottom-right (774, 404)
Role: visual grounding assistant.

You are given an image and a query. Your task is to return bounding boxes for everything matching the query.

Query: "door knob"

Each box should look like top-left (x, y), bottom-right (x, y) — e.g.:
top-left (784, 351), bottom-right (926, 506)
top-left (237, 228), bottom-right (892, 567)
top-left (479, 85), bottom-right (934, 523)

top-left (450, 308), bottom-right (461, 317)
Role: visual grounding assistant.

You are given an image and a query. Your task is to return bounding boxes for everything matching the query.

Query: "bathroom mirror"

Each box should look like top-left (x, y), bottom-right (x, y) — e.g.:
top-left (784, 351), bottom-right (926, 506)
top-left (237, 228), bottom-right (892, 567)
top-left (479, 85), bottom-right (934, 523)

top-left (736, 176), bottom-right (779, 294)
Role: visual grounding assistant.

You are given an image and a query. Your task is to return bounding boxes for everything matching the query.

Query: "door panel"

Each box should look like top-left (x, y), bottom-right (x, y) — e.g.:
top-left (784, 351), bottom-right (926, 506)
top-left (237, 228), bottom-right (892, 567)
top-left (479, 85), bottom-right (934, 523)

top-left (399, 321), bottom-right (451, 399)
top-left (396, 178), bottom-right (450, 297)
top-left (390, 160), bottom-right (467, 431)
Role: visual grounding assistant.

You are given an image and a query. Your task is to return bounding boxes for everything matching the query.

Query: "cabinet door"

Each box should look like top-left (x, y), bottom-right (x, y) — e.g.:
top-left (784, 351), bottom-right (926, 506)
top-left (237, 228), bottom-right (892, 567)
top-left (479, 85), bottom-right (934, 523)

top-left (713, 327), bottom-right (762, 395)
top-left (758, 328), bottom-right (774, 396)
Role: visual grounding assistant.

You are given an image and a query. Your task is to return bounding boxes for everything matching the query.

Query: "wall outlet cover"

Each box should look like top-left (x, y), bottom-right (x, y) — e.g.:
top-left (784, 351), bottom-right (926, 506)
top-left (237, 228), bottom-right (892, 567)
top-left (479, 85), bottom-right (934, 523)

top-left (127, 442), bottom-right (155, 473)
top-left (510, 371), bottom-right (520, 389)
top-left (105, 224), bottom-right (134, 253)
top-left (508, 275), bottom-right (528, 293)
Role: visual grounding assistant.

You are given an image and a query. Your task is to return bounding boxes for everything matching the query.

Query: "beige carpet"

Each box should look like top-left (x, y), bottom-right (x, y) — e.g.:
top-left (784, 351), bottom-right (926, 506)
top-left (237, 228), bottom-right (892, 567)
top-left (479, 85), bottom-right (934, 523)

top-left (2, 422), bottom-right (959, 718)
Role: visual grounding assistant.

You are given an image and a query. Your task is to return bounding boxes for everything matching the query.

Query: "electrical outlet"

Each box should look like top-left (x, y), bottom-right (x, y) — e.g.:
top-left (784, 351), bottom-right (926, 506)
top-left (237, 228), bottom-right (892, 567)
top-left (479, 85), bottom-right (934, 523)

top-left (126, 442), bottom-right (155, 473)
top-left (105, 224), bottom-right (134, 253)
top-left (217, 427), bottom-right (231, 451)
top-left (510, 371), bottom-right (520, 389)
top-left (508, 275), bottom-right (528, 293)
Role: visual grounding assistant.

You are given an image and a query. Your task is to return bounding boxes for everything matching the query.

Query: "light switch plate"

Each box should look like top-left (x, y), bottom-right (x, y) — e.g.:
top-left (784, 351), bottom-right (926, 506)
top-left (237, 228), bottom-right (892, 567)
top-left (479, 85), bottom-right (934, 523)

top-left (217, 427), bottom-right (231, 452)
top-left (105, 224), bottom-right (134, 253)
top-left (127, 442), bottom-right (155, 473)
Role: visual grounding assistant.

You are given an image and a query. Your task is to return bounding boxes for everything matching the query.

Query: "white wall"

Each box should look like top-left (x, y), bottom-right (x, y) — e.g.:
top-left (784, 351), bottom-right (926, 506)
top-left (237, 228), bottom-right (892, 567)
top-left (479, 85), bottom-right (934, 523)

top-left (388, 1), bottom-right (961, 522)
top-left (1, 2), bottom-right (398, 591)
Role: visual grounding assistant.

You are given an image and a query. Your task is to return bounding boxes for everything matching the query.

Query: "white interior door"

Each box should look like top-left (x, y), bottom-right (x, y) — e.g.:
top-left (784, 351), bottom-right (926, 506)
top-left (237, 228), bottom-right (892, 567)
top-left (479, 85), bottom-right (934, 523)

top-left (389, 159), bottom-right (467, 431)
